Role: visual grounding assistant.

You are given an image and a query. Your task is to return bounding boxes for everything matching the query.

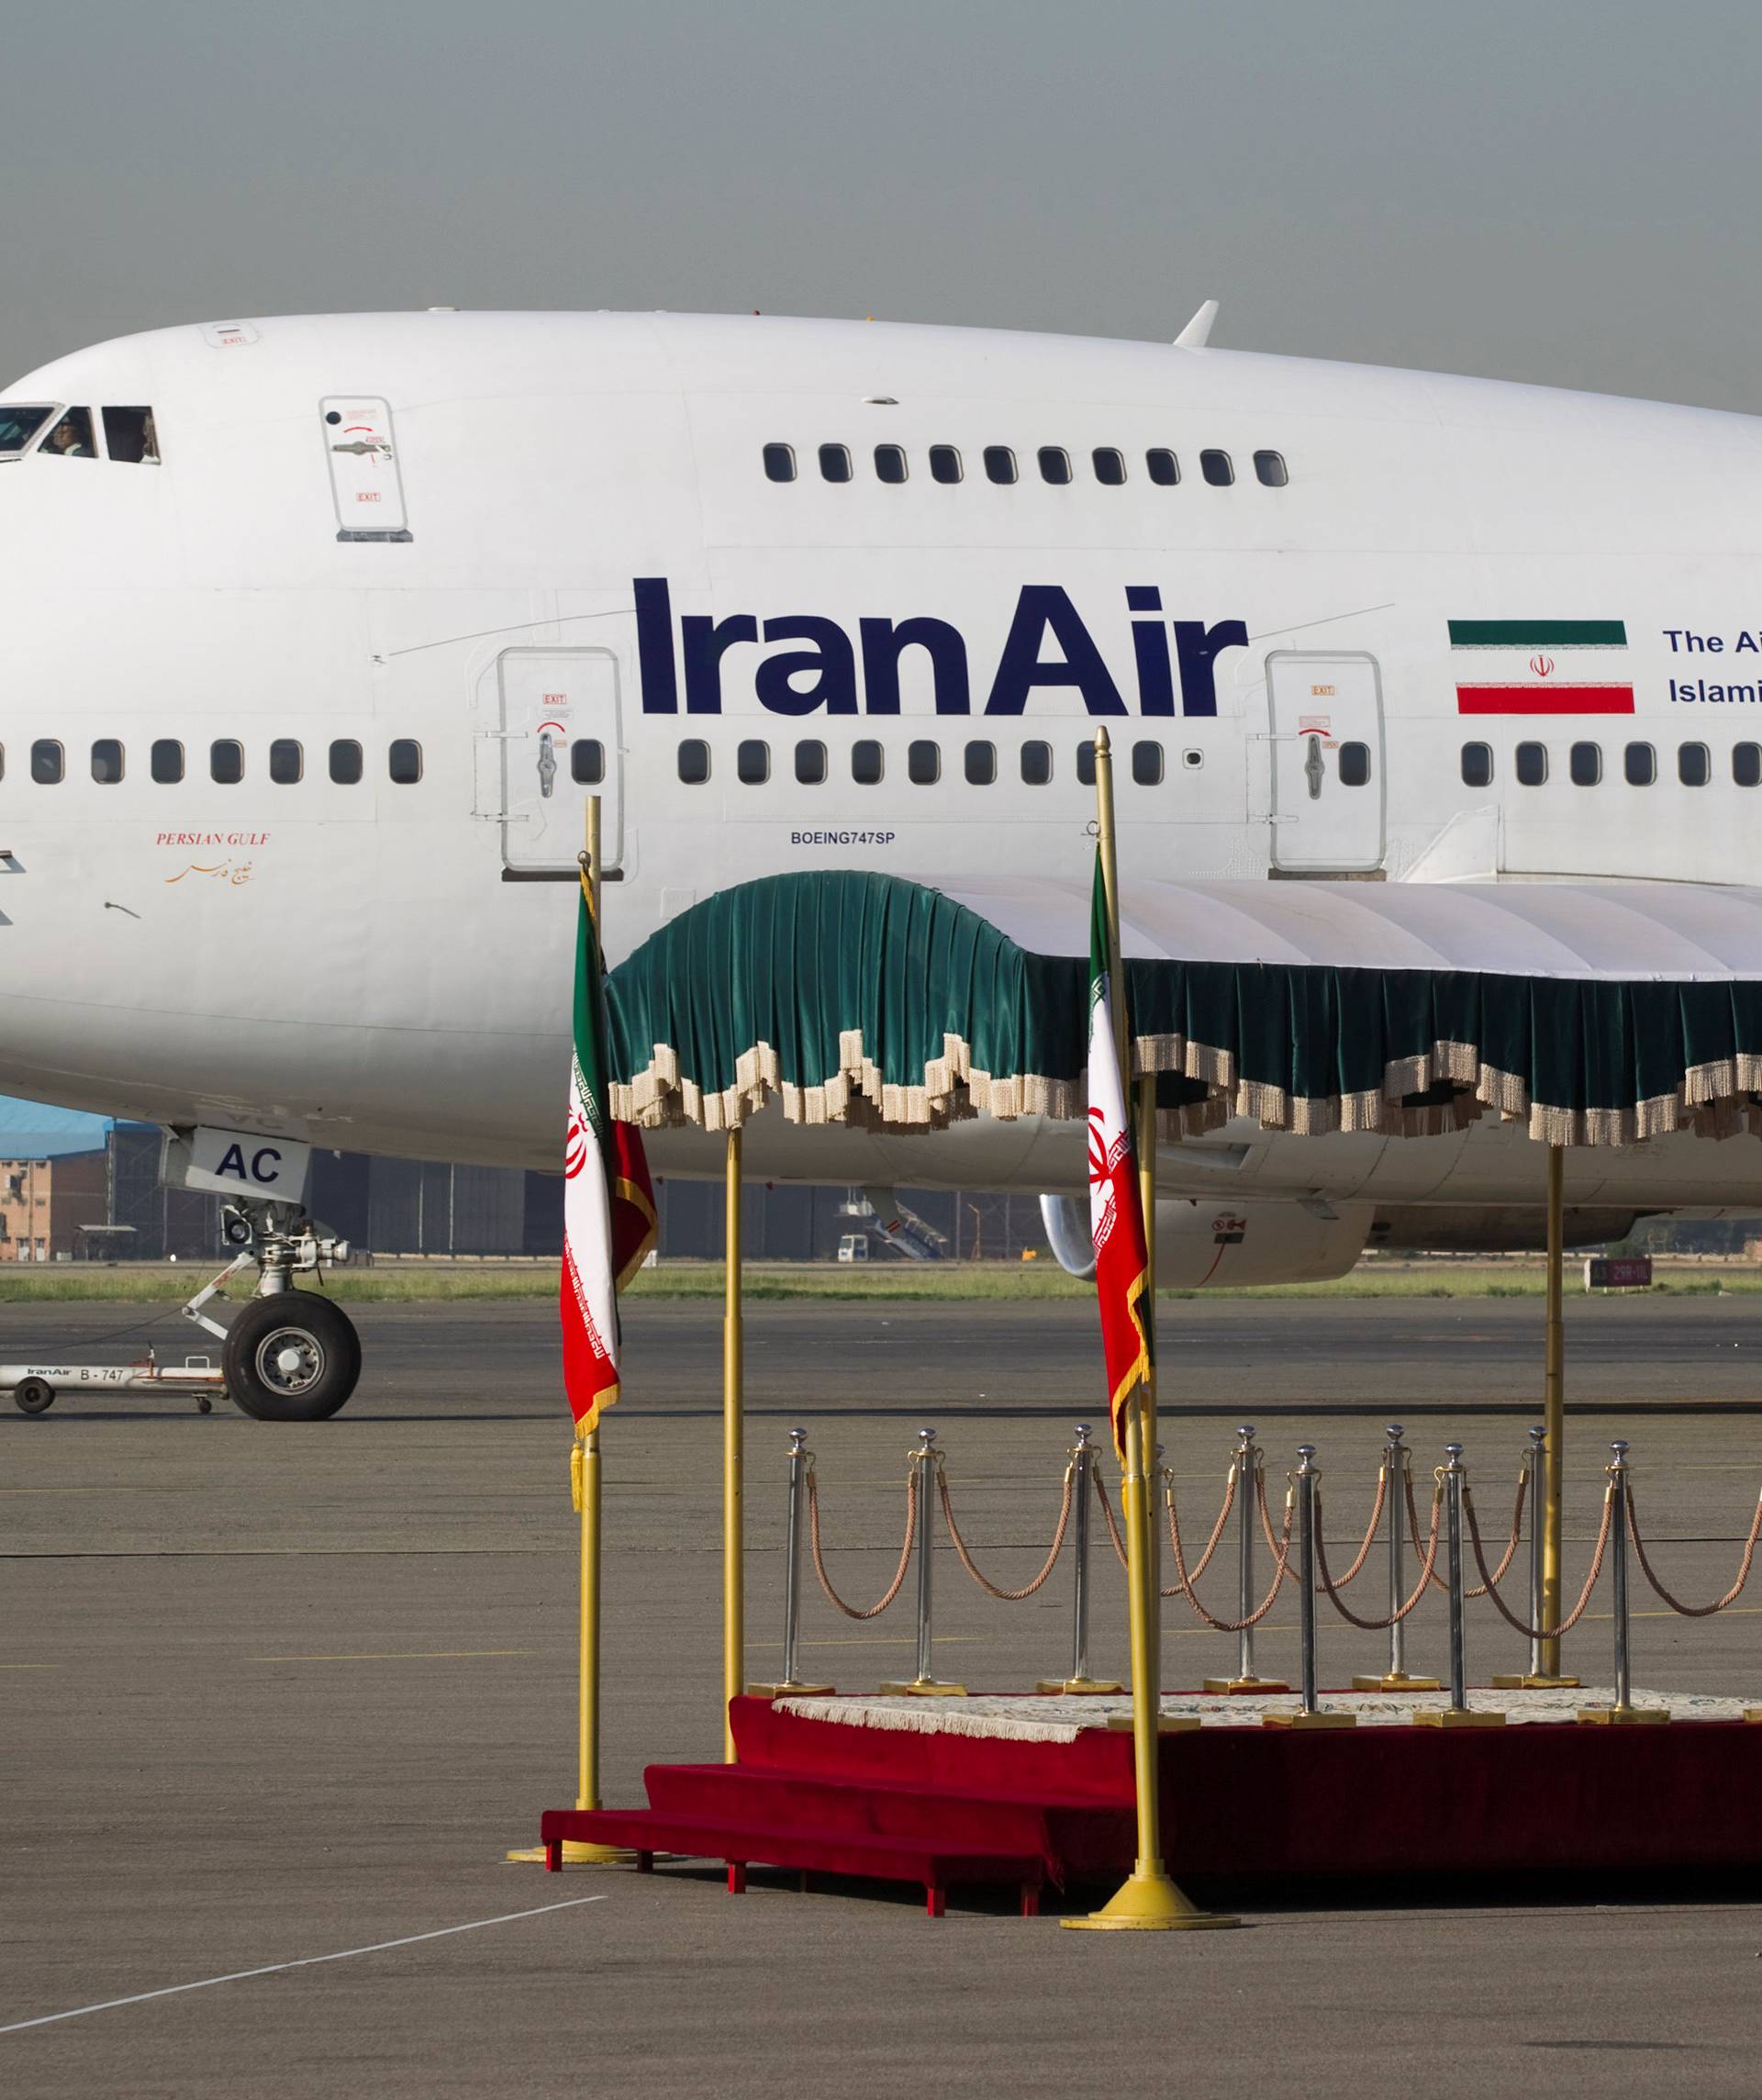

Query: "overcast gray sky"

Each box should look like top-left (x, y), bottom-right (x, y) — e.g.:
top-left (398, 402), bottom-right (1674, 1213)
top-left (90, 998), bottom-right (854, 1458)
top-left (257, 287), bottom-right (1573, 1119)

top-left (3, 1), bottom-right (1756, 409)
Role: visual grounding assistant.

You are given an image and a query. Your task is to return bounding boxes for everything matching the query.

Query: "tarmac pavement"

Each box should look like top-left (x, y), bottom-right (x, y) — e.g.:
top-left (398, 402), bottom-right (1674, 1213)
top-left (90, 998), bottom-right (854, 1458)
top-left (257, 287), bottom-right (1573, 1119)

top-left (6, 1295), bottom-right (1762, 2096)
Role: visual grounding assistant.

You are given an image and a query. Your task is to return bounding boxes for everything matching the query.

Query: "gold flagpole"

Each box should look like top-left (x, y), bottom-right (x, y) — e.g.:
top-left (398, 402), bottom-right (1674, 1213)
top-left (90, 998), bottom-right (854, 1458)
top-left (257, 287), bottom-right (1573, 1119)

top-left (724, 1123), bottom-right (745, 1762)
top-left (1066, 728), bottom-right (1234, 1933)
top-left (509, 792), bottom-right (623, 1864)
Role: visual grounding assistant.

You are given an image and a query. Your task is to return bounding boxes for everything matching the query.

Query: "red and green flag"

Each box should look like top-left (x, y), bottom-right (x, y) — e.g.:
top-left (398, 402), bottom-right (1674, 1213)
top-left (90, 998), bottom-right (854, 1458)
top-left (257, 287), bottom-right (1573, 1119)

top-left (1451, 619), bottom-right (1633, 715)
top-left (562, 875), bottom-right (657, 1435)
top-left (1087, 850), bottom-right (1152, 1456)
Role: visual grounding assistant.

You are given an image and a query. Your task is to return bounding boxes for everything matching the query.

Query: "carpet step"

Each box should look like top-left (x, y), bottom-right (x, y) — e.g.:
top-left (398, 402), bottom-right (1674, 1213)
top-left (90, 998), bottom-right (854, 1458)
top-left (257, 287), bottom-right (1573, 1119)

top-left (538, 1805), bottom-right (1043, 1916)
top-left (641, 1762), bottom-right (1128, 1878)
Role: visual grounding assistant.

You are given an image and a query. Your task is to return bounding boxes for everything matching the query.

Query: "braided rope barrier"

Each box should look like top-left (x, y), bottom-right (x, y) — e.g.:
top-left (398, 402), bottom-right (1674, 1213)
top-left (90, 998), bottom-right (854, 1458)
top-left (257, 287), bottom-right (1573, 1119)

top-left (1165, 1477), bottom-right (1297, 1631)
top-left (1624, 1484), bottom-right (1762, 1617)
top-left (937, 1460), bottom-right (1076, 1601)
top-left (1314, 1483), bottom-right (1443, 1629)
top-left (806, 1463), bottom-right (917, 1620)
top-left (1319, 1467), bottom-right (1388, 1591)
top-left (1165, 1462), bottom-right (1237, 1589)
top-left (1463, 1479), bottom-right (1612, 1641)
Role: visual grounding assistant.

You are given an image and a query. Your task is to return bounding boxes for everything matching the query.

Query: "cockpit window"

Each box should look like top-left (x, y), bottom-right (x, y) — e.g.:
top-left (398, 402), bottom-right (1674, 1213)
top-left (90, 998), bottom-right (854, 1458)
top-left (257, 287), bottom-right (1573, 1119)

top-left (40, 408), bottom-right (95, 459)
top-left (0, 406), bottom-right (52, 457)
top-left (103, 407), bottom-right (159, 464)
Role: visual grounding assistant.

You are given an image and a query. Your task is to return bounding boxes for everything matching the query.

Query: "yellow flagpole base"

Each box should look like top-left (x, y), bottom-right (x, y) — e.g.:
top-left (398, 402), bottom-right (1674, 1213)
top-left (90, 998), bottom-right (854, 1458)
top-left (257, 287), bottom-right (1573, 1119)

top-left (505, 1839), bottom-right (637, 1865)
top-left (1263, 1710), bottom-right (1357, 1730)
top-left (1352, 1673), bottom-right (1440, 1692)
top-left (877, 1679), bottom-right (967, 1696)
top-left (1490, 1673), bottom-right (1581, 1690)
top-left (1105, 1713), bottom-right (1200, 1735)
top-left (1577, 1704), bottom-right (1670, 1726)
top-left (1062, 1869), bottom-right (1240, 1932)
top-left (747, 1681), bottom-right (834, 1699)
top-left (1036, 1677), bottom-right (1125, 1695)
top-left (1203, 1676), bottom-right (1290, 1695)
top-left (1414, 1708), bottom-right (1505, 1728)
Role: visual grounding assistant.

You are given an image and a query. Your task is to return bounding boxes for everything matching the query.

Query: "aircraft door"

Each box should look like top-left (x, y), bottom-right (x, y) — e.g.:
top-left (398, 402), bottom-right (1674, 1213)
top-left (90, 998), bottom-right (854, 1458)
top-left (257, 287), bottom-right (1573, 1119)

top-left (1266, 652), bottom-right (1386, 873)
top-left (320, 397), bottom-right (413, 542)
top-left (496, 648), bottom-right (623, 872)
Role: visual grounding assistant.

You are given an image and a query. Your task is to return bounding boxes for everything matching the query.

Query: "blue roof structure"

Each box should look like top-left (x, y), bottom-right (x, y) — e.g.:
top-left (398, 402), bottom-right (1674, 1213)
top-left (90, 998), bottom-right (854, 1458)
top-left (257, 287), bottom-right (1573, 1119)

top-left (0, 1096), bottom-right (151, 1161)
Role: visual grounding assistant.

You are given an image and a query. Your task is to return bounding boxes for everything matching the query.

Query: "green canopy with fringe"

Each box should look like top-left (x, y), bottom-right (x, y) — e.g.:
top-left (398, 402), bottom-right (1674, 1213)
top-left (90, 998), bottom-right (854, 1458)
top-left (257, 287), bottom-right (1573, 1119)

top-left (605, 870), bottom-right (1762, 1147)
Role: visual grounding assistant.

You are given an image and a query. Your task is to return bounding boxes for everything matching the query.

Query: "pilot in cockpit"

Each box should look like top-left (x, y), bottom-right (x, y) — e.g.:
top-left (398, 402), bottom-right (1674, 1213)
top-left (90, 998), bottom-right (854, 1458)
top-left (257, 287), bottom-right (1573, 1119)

top-left (42, 410), bottom-right (93, 457)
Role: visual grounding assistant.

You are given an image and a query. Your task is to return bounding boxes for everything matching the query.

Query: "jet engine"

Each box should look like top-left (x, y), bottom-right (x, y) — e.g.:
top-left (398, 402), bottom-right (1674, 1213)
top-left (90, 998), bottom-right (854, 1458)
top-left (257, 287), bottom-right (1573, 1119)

top-left (1039, 1193), bottom-right (1373, 1288)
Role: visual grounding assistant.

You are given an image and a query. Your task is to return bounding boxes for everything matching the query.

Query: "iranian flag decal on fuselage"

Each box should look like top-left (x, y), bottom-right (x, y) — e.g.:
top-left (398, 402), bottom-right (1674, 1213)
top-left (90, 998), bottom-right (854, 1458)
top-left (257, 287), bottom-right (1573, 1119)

top-left (1451, 620), bottom-right (1633, 715)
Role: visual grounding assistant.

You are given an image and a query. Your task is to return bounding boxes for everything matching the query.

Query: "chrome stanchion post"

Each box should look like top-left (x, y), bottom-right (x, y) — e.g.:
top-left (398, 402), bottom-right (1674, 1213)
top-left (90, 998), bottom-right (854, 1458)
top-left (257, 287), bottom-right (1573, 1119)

top-left (1206, 1424), bottom-right (1288, 1694)
top-left (1418, 1443), bottom-right (1503, 1729)
top-left (750, 1426), bottom-right (831, 1698)
top-left (881, 1427), bottom-right (965, 1697)
top-left (1040, 1425), bottom-right (1123, 1694)
top-left (1297, 1446), bottom-right (1319, 1713)
top-left (1578, 1442), bottom-right (1665, 1725)
top-left (1355, 1423), bottom-right (1438, 1692)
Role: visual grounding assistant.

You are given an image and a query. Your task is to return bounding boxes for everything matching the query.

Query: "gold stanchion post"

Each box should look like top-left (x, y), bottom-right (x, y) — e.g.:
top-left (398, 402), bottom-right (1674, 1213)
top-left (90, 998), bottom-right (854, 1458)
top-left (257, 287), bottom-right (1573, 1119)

top-left (509, 795), bottom-right (627, 1864)
top-left (1065, 728), bottom-right (1236, 1935)
top-left (724, 1123), bottom-right (745, 1762)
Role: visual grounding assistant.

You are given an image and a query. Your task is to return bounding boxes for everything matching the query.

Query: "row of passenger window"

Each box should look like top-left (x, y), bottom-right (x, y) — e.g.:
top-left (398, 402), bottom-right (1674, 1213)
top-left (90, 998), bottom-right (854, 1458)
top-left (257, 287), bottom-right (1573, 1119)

top-left (671, 737), bottom-right (1237, 788)
top-left (1462, 740), bottom-right (1762, 788)
top-left (6, 739), bottom-right (424, 786)
top-left (762, 442), bottom-right (1288, 489)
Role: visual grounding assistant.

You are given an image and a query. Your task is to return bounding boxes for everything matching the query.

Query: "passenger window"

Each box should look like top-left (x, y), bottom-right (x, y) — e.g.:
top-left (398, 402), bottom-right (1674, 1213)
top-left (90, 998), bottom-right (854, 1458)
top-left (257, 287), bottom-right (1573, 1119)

top-left (571, 739), bottom-right (604, 786)
top-left (1037, 447), bottom-right (1072, 486)
top-left (874, 444), bottom-right (908, 484)
top-left (1679, 742), bottom-right (1711, 787)
top-left (388, 739), bottom-right (422, 784)
top-left (1568, 742), bottom-right (1601, 787)
top-left (1253, 450), bottom-right (1288, 487)
top-left (736, 739), bottom-right (770, 785)
top-left (1515, 742), bottom-right (1547, 786)
top-left (270, 739), bottom-right (304, 785)
top-left (965, 740), bottom-right (997, 786)
top-left (90, 738), bottom-right (124, 785)
top-left (929, 445), bottom-right (963, 484)
top-left (1131, 740), bottom-right (1163, 786)
top-left (1020, 740), bottom-right (1053, 786)
top-left (30, 739), bottom-right (62, 784)
top-left (763, 442), bottom-right (796, 483)
top-left (102, 408), bottom-right (159, 464)
top-left (908, 740), bottom-right (941, 785)
top-left (151, 739), bottom-right (184, 784)
top-left (1092, 448), bottom-right (1126, 486)
top-left (677, 739), bottom-right (710, 785)
top-left (0, 743), bottom-right (5, 779)
top-left (852, 740), bottom-right (885, 785)
top-left (39, 408), bottom-right (95, 459)
top-left (795, 739), bottom-right (827, 786)
top-left (1624, 743), bottom-right (1656, 786)
top-left (1735, 743), bottom-right (1762, 788)
top-left (818, 443), bottom-right (853, 484)
top-left (1338, 741), bottom-right (1371, 788)
top-left (210, 740), bottom-right (243, 785)
top-left (983, 446), bottom-right (1017, 485)
top-left (1200, 449), bottom-right (1234, 486)
top-left (329, 739), bottom-right (362, 785)
top-left (1145, 448), bottom-right (1179, 486)
top-left (1460, 742), bottom-right (1493, 788)
top-left (1076, 742), bottom-right (1097, 788)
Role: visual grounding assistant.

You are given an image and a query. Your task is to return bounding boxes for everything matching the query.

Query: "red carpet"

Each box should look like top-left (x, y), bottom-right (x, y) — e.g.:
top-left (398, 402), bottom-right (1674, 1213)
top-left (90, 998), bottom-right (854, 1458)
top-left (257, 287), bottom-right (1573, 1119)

top-left (537, 1694), bottom-right (1762, 1914)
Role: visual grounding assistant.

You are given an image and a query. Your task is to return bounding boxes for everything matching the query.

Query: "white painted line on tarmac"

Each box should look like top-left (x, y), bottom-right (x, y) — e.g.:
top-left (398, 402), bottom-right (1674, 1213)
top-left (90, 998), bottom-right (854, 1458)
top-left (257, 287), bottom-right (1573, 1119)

top-left (0, 1894), bottom-right (610, 2038)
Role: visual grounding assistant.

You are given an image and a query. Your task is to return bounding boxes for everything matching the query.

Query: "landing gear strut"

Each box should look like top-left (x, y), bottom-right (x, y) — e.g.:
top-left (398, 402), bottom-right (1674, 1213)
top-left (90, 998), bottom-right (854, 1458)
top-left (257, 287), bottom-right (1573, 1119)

top-left (184, 1201), bottom-right (362, 1421)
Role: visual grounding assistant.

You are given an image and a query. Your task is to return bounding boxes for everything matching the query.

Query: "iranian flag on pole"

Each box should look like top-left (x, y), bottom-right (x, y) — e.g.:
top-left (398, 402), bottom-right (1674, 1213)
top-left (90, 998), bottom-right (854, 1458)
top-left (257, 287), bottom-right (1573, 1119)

top-left (1087, 850), bottom-right (1152, 1457)
top-left (562, 877), bottom-right (657, 1436)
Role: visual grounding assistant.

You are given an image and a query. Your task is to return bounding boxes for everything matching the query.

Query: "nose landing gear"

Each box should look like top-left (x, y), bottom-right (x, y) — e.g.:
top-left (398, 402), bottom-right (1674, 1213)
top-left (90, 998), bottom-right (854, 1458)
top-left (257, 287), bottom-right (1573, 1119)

top-left (184, 1201), bottom-right (362, 1422)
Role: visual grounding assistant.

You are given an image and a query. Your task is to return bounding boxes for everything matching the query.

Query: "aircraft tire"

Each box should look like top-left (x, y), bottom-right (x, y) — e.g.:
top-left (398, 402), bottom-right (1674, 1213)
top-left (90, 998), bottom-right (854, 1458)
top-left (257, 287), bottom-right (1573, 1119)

top-left (14, 1378), bottom-right (54, 1415)
top-left (223, 1293), bottom-right (361, 1422)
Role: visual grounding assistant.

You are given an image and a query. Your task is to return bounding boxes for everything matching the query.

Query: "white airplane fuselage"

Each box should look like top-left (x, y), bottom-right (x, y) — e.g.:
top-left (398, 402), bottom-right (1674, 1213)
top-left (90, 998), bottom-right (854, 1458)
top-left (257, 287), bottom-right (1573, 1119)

top-left (3, 308), bottom-right (1761, 1234)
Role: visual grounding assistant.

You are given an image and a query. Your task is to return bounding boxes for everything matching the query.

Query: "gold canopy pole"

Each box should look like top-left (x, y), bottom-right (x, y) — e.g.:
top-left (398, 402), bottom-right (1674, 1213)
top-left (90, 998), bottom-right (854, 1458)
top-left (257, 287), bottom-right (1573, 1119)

top-left (1535, 1142), bottom-right (1578, 1686)
top-left (1065, 727), bottom-right (1235, 1934)
top-left (723, 1123), bottom-right (745, 1762)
